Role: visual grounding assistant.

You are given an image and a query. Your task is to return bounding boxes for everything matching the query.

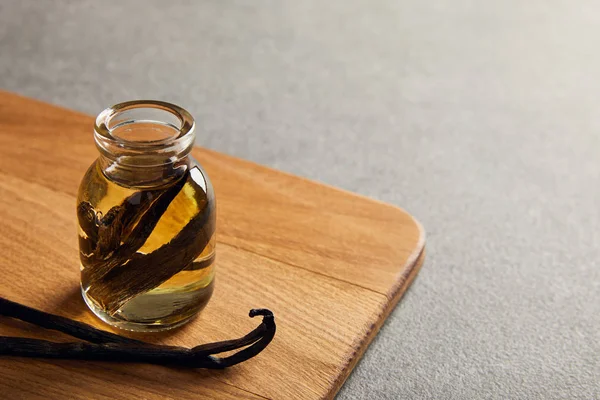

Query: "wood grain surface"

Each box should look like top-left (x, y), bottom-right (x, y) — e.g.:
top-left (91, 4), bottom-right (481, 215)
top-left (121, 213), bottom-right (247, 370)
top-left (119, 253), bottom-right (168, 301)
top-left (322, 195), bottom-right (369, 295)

top-left (0, 91), bottom-right (425, 400)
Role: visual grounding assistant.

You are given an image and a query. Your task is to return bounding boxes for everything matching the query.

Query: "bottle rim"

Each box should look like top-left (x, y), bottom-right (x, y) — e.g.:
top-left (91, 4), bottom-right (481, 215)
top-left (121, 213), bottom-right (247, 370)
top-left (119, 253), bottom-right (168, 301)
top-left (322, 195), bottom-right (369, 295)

top-left (94, 100), bottom-right (195, 166)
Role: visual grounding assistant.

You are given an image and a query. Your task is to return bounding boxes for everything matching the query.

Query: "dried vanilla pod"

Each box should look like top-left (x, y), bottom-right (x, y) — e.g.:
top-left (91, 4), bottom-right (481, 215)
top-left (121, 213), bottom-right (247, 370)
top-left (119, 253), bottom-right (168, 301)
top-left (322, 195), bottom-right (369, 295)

top-left (85, 180), bottom-right (216, 314)
top-left (0, 297), bottom-right (275, 369)
top-left (81, 173), bottom-right (187, 284)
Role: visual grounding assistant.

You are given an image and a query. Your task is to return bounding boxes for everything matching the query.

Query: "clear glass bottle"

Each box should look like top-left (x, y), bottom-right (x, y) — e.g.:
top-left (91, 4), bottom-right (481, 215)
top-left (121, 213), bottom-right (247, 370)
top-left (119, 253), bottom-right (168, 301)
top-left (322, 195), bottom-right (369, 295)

top-left (77, 101), bottom-right (216, 331)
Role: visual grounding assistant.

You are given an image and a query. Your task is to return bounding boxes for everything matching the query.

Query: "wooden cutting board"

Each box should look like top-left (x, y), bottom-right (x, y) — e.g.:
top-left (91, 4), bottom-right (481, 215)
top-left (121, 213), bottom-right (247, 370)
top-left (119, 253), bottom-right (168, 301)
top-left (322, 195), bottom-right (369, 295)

top-left (0, 91), bottom-right (425, 400)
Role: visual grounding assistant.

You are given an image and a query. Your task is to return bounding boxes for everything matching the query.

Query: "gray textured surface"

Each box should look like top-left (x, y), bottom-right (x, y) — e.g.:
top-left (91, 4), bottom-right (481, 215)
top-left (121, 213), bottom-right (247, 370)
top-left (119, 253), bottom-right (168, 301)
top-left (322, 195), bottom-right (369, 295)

top-left (1, 1), bottom-right (599, 398)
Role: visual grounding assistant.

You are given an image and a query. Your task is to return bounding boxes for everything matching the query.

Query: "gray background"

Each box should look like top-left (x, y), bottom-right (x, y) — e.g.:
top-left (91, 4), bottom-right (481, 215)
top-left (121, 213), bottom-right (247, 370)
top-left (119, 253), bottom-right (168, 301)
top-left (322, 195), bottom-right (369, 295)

top-left (1, 1), bottom-right (599, 398)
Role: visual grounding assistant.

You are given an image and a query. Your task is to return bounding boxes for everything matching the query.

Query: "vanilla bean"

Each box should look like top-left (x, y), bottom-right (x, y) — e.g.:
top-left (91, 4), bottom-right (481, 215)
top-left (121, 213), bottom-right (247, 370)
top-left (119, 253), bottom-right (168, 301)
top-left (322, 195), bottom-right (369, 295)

top-left (77, 201), bottom-right (98, 242)
top-left (77, 201), bottom-right (99, 259)
top-left (0, 298), bottom-right (275, 369)
top-left (82, 174), bottom-right (187, 283)
top-left (0, 297), bottom-right (141, 345)
top-left (190, 309), bottom-right (277, 368)
top-left (87, 193), bottom-right (215, 313)
top-left (95, 205), bottom-right (126, 256)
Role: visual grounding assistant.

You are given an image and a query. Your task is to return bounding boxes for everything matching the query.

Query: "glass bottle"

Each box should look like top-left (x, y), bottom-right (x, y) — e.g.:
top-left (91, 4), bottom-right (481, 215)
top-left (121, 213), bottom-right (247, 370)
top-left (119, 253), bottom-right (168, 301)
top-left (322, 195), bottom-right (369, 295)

top-left (77, 100), bottom-right (216, 331)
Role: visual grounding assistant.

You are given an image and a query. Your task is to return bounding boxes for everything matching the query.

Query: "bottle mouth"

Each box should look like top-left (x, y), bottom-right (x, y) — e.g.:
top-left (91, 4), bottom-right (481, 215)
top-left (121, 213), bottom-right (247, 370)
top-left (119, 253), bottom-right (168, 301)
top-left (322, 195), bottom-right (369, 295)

top-left (94, 100), bottom-right (195, 166)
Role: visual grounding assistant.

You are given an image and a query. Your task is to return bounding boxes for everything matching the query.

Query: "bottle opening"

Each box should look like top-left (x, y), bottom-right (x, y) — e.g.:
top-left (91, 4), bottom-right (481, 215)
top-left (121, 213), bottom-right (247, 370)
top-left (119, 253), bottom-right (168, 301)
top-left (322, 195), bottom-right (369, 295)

top-left (111, 121), bottom-right (179, 142)
top-left (94, 100), bottom-right (195, 166)
top-left (106, 106), bottom-right (183, 143)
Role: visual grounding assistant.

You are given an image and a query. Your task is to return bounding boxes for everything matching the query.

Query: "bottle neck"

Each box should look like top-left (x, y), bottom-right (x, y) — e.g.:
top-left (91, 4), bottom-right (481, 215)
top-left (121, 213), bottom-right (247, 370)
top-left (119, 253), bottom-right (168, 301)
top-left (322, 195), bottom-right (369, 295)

top-left (98, 154), bottom-right (191, 189)
top-left (94, 100), bottom-right (196, 189)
